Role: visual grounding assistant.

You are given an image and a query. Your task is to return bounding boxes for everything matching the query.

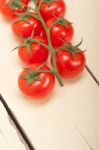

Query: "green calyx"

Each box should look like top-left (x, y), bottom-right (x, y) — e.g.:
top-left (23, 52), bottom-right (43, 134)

top-left (12, 29), bottom-right (35, 55)
top-left (14, 8), bottom-right (40, 24)
top-left (7, 0), bottom-right (23, 9)
top-left (24, 38), bottom-right (34, 45)
top-left (16, 9), bottom-right (35, 22)
top-left (20, 37), bottom-right (34, 55)
top-left (57, 18), bottom-right (70, 27)
top-left (12, 26), bottom-right (48, 55)
top-left (44, 0), bottom-right (53, 4)
top-left (23, 36), bottom-right (47, 55)
top-left (17, 13), bottom-right (31, 21)
top-left (32, 0), bottom-right (59, 5)
top-left (31, 0), bottom-right (38, 3)
top-left (24, 38), bottom-right (33, 55)
top-left (23, 64), bottom-right (46, 85)
top-left (23, 69), bottom-right (41, 85)
top-left (49, 17), bottom-right (71, 30)
top-left (12, 37), bottom-right (34, 55)
top-left (43, 0), bottom-right (60, 4)
top-left (57, 39), bottom-right (85, 55)
top-left (66, 40), bottom-right (84, 54)
top-left (66, 45), bottom-right (80, 54)
top-left (23, 64), bottom-right (54, 85)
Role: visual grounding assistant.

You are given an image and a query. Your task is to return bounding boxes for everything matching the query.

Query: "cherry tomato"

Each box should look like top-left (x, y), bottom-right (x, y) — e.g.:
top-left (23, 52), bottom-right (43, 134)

top-left (39, 0), bottom-right (66, 21)
top-left (12, 15), bottom-right (43, 38)
top-left (47, 18), bottom-right (74, 48)
top-left (0, 0), bottom-right (28, 20)
top-left (56, 50), bottom-right (86, 78)
top-left (40, 28), bottom-right (47, 41)
top-left (21, 0), bottom-right (30, 4)
top-left (18, 36), bottom-right (49, 64)
top-left (18, 64), bottom-right (55, 99)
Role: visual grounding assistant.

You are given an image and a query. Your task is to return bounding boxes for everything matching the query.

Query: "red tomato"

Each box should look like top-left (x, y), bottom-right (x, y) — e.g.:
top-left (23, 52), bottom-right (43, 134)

top-left (56, 50), bottom-right (86, 78)
top-left (21, 0), bottom-right (30, 4)
top-left (40, 28), bottom-right (47, 41)
top-left (18, 64), bottom-right (55, 99)
top-left (0, 0), bottom-right (28, 20)
top-left (47, 18), bottom-right (74, 48)
top-left (18, 36), bottom-right (49, 64)
top-left (39, 0), bottom-right (66, 21)
top-left (12, 15), bottom-right (43, 38)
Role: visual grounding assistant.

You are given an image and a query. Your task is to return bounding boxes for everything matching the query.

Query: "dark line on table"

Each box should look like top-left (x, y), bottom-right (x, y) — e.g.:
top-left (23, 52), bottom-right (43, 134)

top-left (86, 65), bottom-right (99, 86)
top-left (0, 94), bottom-right (35, 150)
top-left (74, 123), bottom-right (94, 150)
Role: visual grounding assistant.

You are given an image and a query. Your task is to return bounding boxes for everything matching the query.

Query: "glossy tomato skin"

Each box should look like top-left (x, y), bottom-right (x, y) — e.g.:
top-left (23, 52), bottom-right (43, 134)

top-left (18, 36), bottom-right (49, 64)
top-left (0, 0), bottom-right (28, 20)
top-left (21, 0), bottom-right (30, 4)
top-left (56, 50), bottom-right (86, 78)
top-left (47, 18), bottom-right (74, 48)
top-left (12, 16), bottom-right (43, 38)
top-left (41, 28), bottom-right (47, 41)
top-left (18, 64), bottom-right (55, 99)
top-left (40, 0), bottom-right (66, 21)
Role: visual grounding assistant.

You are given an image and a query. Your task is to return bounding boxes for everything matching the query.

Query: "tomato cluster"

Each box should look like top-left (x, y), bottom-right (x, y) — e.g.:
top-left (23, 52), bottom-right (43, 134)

top-left (0, 0), bottom-right (86, 99)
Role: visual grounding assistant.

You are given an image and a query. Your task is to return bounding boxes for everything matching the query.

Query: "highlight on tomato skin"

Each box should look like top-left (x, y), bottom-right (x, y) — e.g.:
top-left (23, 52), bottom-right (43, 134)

top-left (12, 15), bottom-right (44, 38)
top-left (18, 36), bottom-right (49, 65)
top-left (39, 0), bottom-right (66, 21)
top-left (18, 64), bottom-right (55, 99)
top-left (46, 18), bottom-right (74, 48)
top-left (0, 0), bottom-right (29, 20)
top-left (55, 50), bottom-right (86, 79)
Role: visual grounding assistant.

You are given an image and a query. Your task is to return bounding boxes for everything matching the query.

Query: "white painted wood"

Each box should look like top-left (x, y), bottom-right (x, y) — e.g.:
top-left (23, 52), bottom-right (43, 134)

top-left (0, 103), bottom-right (26, 150)
top-left (0, 0), bottom-right (99, 150)
top-left (0, 52), bottom-right (99, 149)
top-left (66, 0), bottom-right (99, 79)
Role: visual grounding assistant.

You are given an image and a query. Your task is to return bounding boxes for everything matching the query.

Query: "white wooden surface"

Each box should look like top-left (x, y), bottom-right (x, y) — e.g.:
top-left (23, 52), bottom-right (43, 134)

top-left (0, 103), bottom-right (26, 150)
top-left (0, 0), bottom-right (99, 150)
top-left (66, 0), bottom-right (99, 79)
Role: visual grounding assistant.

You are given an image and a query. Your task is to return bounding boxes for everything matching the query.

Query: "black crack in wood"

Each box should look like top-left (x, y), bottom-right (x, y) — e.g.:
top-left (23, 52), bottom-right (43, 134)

top-left (0, 94), bottom-right (36, 150)
top-left (86, 65), bottom-right (99, 86)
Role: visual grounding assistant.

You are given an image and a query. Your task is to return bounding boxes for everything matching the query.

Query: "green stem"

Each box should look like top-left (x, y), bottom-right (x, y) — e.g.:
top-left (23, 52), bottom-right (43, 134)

top-left (39, 70), bottom-right (53, 73)
top-left (35, 6), bottom-right (63, 86)
top-left (34, 40), bottom-right (48, 49)
top-left (38, 0), bottom-right (45, 10)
